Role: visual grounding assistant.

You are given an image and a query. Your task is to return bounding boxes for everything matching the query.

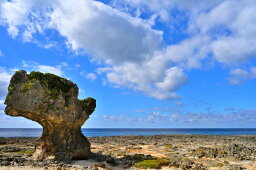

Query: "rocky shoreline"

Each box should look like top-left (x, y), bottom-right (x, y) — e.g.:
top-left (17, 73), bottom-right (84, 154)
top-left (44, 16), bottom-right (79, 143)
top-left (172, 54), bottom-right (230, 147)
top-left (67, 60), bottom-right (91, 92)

top-left (0, 135), bottom-right (256, 169)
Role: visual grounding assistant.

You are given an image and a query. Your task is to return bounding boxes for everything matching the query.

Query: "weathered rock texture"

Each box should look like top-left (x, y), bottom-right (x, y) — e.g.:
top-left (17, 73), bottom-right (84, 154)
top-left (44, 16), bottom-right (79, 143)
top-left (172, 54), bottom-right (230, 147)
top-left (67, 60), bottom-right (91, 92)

top-left (4, 70), bottom-right (96, 160)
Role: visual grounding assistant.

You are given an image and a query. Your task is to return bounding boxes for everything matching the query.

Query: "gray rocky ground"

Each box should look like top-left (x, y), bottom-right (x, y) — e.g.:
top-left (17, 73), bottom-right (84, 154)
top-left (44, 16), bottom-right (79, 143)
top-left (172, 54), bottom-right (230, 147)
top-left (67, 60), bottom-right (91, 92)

top-left (0, 135), bottom-right (256, 169)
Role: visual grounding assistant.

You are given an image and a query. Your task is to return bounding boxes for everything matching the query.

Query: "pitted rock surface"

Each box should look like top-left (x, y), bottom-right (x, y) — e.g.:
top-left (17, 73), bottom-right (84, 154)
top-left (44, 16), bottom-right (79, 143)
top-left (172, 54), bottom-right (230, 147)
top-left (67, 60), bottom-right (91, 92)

top-left (4, 70), bottom-right (96, 160)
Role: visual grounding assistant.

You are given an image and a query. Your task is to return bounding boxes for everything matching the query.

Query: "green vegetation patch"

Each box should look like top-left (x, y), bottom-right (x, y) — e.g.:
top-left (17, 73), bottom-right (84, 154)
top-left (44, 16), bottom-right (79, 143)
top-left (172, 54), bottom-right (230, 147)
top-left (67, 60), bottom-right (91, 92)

top-left (157, 158), bottom-right (170, 166)
top-left (136, 160), bottom-right (161, 169)
top-left (28, 71), bottom-right (77, 100)
top-left (105, 151), bottom-right (113, 155)
top-left (135, 159), bottom-right (170, 169)
top-left (216, 163), bottom-right (224, 167)
top-left (80, 98), bottom-right (95, 115)
top-left (6, 71), bottom-right (78, 104)
top-left (8, 86), bottom-right (14, 93)
top-left (21, 78), bottom-right (37, 93)
top-left (164, 144), bottom-right (172, 149)
top-left (15, 149), bottom-right (34, 155)
top-left (28, 71), bottom-right (75, 93)
top-left (117, 152), bottom-right (126, 157)
top-left (6, 85), bottom-right (15, 98)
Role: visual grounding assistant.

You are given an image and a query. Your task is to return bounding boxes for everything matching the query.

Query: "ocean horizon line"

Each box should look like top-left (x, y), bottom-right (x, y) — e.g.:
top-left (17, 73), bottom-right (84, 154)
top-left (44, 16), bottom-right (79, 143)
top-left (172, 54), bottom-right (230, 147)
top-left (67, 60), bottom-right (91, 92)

top-left (1, 128), bottom-right (256, 137)
top-left (1, 127), bottom-right (256, 129)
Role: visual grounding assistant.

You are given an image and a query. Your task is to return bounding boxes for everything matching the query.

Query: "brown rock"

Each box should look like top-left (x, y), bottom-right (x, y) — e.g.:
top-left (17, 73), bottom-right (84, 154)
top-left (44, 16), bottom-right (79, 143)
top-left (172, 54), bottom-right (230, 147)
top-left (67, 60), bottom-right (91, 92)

top-left (4, 70), bottom-right (96, 160)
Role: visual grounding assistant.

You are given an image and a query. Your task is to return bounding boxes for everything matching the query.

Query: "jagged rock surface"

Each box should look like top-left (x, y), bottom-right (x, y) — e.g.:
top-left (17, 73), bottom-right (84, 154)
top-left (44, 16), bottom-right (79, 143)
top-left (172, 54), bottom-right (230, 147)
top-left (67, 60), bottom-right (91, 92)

top-left (4, 70), bottom-right (96, 160)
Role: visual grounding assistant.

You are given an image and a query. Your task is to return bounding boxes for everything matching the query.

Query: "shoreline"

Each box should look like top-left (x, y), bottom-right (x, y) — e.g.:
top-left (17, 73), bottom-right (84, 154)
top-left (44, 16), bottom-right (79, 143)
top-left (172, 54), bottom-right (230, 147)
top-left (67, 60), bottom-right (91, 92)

top-left (1, 135), bottom-right (256, 169)
top-left (1, 134), bottom-right (256, 138)
top-left (2, 128), bottom-right (256, 138)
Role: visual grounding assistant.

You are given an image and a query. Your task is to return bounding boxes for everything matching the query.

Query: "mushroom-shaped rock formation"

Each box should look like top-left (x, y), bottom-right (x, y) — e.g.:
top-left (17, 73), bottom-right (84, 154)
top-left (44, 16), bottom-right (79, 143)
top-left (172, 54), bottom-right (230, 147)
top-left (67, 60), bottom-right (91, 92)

top-left (4, 70), bottom-right (96, 160)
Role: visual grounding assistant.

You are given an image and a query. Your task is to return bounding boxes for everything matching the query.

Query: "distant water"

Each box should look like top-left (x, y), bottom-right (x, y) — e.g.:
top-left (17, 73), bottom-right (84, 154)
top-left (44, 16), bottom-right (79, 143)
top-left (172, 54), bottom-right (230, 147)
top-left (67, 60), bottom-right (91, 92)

top-left (1, 128), bottom-right (256, 137)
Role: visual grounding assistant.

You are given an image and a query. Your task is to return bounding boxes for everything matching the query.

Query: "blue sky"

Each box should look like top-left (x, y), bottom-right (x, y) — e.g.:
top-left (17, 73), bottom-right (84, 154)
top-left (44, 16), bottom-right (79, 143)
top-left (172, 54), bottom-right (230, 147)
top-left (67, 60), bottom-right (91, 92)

top-left (0, 0), bottom-right (256, 128)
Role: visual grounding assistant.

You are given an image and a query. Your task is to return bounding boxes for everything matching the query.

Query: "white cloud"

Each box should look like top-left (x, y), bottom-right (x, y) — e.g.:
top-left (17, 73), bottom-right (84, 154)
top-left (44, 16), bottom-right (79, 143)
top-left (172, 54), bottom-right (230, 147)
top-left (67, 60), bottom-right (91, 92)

top-left (0, 0), bottom-right (163, 64)
top-left (22, 61), bottom-right (66, 76)
top-left (115, 0), bottom-right (222, 22)
top-left (120, 0), bottom-right (242, 27)
top-left (39, 42), bottom-right (57, 49)
top-left (156, 67), bottom-right (187, 91)
top-left (49, 0), bottom-right (163, 65)
top-left (0, 67), bottom-right (12, 98)
top-left (164, 36), bottom-right (211, 69)
top-left (170, 109), bottom-right (256, 126)
top-left (0, 50), bottom-right (3, 56)
top-left (1, 0), bottom-right (256, 99)
top-left (197, 0), bottom-right (256, 64)
top-left (101, 59), bottom-right (187, 100)
top-left (37, 65), bottom-right (63, 76)
top-left (0, 0), bottom-right (51, 39)
top-left (102, 115), bottom-right (134, 122)
top-left (230, 68), bottom-right (252, 79)
top-left (115, 0), bottom-right (256, 66)
top-left (228, 67), bottom-right (256, 85)
top-left (0, 99), bottom-right (5, 111)
top-left (0, 0), bottom-right (28, 37)
top-left (85, 73), bottom-right (97, 81)
top-left (101, 108), bottom-right (256, 127)
top-left (0, 0), bottom-right (186, 100)
top-left (0, 100), bottom-right (5, 118)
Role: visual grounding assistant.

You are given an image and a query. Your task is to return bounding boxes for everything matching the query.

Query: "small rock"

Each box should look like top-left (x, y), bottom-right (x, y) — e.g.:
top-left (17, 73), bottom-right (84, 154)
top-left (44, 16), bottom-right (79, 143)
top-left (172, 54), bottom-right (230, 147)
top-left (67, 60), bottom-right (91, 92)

top-left (0, 140), bottom-right (7, 145)
top-left (180, 159), bottom-right (194, 169)
top-left (0, 146), bottom-right (22, 152)
top-left (192, 163), bottom-right (206, 170)
top-left (0, 160), bottom-right (11, 166)
top-left (106, 157), bottom-right (116, 166)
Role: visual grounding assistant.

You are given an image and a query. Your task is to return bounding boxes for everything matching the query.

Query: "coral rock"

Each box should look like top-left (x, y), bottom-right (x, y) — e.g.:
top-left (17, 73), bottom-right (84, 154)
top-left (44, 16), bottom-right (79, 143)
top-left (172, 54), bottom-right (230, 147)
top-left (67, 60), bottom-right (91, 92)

top-left (4, 70), bottom-right (96, 160)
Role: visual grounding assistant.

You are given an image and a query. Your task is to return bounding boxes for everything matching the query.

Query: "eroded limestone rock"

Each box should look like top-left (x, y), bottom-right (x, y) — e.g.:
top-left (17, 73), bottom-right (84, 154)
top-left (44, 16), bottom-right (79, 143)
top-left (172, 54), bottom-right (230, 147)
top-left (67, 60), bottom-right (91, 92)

top-left (4, 70), bottom-right (96, 160)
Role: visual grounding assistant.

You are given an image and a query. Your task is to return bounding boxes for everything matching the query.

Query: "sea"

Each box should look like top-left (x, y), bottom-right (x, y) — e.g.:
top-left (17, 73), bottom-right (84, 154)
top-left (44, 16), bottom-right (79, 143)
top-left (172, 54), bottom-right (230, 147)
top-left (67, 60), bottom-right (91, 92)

top-left (0, 128), bottom-right (256, 137)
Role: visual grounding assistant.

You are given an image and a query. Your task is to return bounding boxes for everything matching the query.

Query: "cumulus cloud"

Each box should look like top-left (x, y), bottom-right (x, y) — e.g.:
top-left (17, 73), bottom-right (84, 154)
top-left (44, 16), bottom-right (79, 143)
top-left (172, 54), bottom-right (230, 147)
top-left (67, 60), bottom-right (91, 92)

top-left (85, 73), bottom-right (97, 81)
top-left (22, 61), bottom-right (67, 76)
top-left (114, 0), bottom-right (256, 66)
top-left (114, 0), bottom-right (222, 22)
top-left (37, 65), bottom-right (63, 76)
top-left (0, 0), bottom-right (186, 100)
top-left (196, 0), bottom-right (256, 64)
top-left (228, 67), bottom-right (256, 85)
top-left (102, 115), bottom-right (134, 122)
top-left (164, 36), bottom-right (210, 69)
top-left (170, 109), bottom-right (256, 125)
top-left (50, 0), bottom-right (163, 65)
top-left (0, 0), bottom-right (51, 39)
top-left (47, 0), bottom-right (184, 99)
top-left (1, 0), bottom-right (256, 99)
top-left (100, 62), bottom-right (187, 100)
top-left (0, 99), bottom-right (5, 111)
top-left (0, 0), bottom-right (163, 64)
top-left (102, 108), bottom-right (256, 127)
